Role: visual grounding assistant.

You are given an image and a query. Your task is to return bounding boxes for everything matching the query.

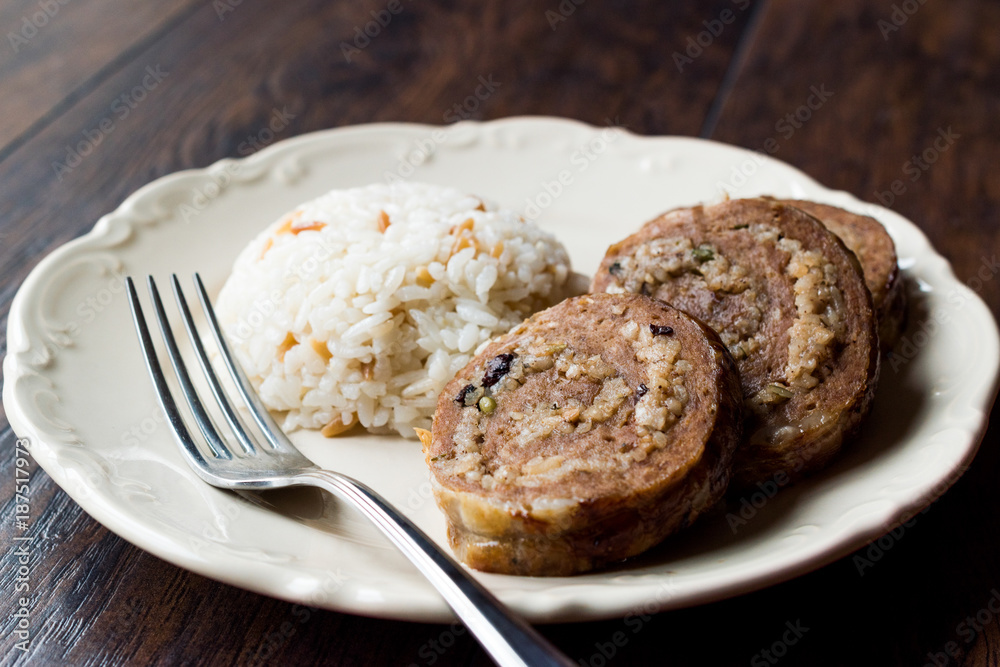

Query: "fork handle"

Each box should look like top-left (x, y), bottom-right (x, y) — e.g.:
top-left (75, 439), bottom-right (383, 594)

top-left (293, 469), bottom-right (575, 667)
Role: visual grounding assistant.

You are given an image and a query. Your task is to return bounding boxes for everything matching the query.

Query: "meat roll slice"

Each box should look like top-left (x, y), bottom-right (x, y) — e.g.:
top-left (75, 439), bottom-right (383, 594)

top-left (778, 199), bottom-right (906, 351)
top-left (423, 293), bottom-right (743, 576)
top-left (592, 198), bottom-right (879, 488)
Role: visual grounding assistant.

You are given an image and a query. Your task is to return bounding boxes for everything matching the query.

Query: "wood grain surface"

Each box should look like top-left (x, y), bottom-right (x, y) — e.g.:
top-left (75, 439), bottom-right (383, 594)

top-left (1, 0), bottom-right (998, 665)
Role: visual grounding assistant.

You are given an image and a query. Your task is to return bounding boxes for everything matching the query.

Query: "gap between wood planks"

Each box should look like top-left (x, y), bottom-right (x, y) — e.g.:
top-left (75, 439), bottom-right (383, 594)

top-left (699, 0), bottom-right (771, 140)
top-left (0, 2), bottom-right (204, 168)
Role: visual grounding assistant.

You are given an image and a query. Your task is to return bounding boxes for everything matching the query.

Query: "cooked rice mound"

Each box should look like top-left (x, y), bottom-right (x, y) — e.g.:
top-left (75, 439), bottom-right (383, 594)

top-left (215, 182), bottom-right (574, 437)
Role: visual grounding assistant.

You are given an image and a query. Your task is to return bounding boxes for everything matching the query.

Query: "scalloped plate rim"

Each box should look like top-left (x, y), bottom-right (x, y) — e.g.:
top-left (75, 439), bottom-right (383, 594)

top-left (4, 116), bottom-right (999, 623)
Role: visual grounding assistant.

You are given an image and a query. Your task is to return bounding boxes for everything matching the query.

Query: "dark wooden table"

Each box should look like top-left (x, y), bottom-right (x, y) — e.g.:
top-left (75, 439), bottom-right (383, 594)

top-left (2, 1), bottom-right (999, 665)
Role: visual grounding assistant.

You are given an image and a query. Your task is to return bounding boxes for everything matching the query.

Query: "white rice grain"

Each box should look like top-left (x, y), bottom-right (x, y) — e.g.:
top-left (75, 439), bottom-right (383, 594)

top-left (216, 182), bottom-right (575, 437)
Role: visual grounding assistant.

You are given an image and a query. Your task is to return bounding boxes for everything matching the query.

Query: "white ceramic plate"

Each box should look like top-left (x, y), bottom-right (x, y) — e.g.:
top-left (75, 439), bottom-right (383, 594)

top-left (5, 118), bottom-right (999, 623)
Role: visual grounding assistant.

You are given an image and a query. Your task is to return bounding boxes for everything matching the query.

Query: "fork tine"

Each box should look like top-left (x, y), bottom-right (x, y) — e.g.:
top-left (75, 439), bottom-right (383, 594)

top-left (145, 277), bottom-right (233, 460)
top-left (126, 277), bottom-right (226, 466)
top-left (192, 272), bottom-right (298, 454)
top-left (169, 274), bottom-right (259, 456)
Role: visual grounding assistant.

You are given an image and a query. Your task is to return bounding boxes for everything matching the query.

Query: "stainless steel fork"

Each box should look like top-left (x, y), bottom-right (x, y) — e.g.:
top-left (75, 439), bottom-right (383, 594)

top-left (126, 274), bottom-right (574, 667)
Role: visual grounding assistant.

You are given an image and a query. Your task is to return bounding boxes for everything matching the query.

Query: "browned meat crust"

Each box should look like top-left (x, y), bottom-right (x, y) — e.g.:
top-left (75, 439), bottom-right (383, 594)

top-left (779, 199), bottom-right (906, 351)
top-left (592, 198), bottom-right (879, 489)
top-left (425, 293), bottom-right (743, 575)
